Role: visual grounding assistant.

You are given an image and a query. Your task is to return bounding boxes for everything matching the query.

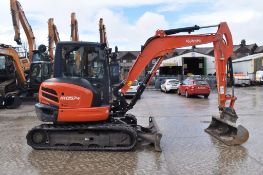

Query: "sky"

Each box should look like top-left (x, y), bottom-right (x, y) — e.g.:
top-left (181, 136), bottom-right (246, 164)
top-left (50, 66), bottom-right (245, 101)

top-left (1, 0), bottom-right (262, 51)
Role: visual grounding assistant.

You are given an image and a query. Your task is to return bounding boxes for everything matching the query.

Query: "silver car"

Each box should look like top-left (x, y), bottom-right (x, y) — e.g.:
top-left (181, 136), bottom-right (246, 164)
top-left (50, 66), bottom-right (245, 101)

top-left (161, 79), bottom-right (180, 93)
top-left (125, 80), bottom-right (140, 97)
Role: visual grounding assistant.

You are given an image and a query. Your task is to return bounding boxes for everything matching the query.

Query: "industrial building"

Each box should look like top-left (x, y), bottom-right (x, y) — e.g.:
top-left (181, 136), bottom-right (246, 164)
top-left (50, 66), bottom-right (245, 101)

top-left (232, 53), bottom-right (263, 81)
top-left (160, 52), bottom-right (215, 76)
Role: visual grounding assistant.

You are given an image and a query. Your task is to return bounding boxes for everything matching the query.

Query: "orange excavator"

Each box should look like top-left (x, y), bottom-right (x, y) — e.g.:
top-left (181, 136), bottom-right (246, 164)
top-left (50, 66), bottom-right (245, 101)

top-left (27, 22), bottom-right (249, 151)
top-left (48, 18), bottom-right (60, 61)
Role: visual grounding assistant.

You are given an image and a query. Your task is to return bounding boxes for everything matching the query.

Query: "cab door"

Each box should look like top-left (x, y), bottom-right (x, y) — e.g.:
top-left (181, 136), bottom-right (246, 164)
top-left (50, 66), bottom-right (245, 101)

top-left (29, 62), bottom-right (52, 92)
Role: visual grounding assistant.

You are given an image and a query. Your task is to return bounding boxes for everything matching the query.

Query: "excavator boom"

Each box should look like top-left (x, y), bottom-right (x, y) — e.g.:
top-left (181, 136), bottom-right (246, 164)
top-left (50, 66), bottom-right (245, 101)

top-left (99, 18), bottom-right (108, 46)
top-left (70, 12), bottom-right (79, 41)
top-left (10, 0), bottom-right (36, 63)
top-left (48, 18), bottom-right (60, 61)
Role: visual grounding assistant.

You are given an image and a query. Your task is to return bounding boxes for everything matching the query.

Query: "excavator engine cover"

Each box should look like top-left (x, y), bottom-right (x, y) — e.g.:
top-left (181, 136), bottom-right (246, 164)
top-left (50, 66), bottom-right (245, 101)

top-left (205, 109), bottom-right (249, 146)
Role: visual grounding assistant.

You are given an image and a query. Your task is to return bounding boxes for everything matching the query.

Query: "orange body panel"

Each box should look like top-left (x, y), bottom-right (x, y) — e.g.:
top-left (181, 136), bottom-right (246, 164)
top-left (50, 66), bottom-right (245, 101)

top-left (39, 81), bottom-right (110, 122)
top-left (57, 107), bottom-right (109, 122)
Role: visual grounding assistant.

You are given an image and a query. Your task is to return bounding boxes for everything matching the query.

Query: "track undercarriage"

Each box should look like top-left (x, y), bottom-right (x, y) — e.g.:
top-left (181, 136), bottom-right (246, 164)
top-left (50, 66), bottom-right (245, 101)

top-left (26, 115), bottom-right (162, 151)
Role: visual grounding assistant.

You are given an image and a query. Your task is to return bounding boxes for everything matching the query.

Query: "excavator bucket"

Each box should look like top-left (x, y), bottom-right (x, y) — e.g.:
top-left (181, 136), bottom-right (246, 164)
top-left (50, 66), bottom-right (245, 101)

top-left (137, 117), bottom-right (162, 151)
top-left (205, 111), bottom-right (249, 146)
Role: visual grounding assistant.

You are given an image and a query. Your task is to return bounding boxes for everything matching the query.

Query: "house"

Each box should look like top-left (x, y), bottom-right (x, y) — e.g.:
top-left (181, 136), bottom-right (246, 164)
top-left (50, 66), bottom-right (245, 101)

top-left (254, 46), bottom-right (263, 54)
top-left (232, 40), bottom-right (257, 59)
top-left (117, 51), bottom-right (140, 80)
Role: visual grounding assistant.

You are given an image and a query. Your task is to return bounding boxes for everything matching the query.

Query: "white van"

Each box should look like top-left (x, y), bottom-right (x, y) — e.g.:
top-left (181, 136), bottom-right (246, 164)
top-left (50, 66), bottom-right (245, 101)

top-left (256, 71), bottom-right (263, 83)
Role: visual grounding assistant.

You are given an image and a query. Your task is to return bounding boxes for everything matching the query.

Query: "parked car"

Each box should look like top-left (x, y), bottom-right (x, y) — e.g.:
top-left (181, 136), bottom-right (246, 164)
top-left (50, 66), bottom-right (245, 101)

top-left (177, 78), bottom-right (210, 98)
top-left (124, 80), bottom-right (140, 98)
top-left (161, 79), bottom-right (180, 93)
top-left (233, 74), bottom-right (251, 87)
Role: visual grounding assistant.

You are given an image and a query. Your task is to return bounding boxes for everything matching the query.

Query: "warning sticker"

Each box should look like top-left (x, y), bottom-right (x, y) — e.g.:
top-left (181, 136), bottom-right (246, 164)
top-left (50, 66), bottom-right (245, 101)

top-left (220, 86), bottom-right (224, 94)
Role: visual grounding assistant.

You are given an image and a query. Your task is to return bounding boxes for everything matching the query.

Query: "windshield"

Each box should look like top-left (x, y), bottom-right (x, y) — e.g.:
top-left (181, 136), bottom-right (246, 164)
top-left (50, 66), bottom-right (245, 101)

top-left (195, 80), bottom-right (208, 85)
top-left (0, 56), bottom-right (5, 70)
top-left (61, 45), bottom-right (106, 80)
top-left (168, 80), bottom-right (179, 84)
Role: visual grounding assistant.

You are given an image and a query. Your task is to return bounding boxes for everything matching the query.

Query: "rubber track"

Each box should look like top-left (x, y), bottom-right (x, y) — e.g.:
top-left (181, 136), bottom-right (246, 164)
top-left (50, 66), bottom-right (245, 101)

top-left (27, 123), bottom-right (137, 151)
top-left (0, 79), bottom-right (16, 95)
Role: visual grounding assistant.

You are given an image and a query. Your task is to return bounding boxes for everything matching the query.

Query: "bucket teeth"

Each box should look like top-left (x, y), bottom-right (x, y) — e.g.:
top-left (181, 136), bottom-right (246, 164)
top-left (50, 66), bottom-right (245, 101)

top-left (205, 116), bottom-right (249, 146)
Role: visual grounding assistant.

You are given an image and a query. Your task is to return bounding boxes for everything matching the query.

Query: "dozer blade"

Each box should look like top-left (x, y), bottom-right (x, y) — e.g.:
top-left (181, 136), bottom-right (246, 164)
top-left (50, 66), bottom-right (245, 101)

top-left (137, 117), bottom-right (162, 151)
top-left (205, 116), bottom-right (249, 146)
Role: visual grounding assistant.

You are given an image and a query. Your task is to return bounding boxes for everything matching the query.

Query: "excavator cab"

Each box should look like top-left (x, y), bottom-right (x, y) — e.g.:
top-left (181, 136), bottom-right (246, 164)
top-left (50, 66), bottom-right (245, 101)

top-left (0, 55), bottom-right (16, 81)
top-left (27, 45), bottom-right (52, 93)
top-left (0, 48), bottom-right (24, 108)
top-left (0, 55), bottom-right (18, 108)
top-left (53, 41), bottom-right (111, 106)
top-left (28, 61), bottom-right (52, 93)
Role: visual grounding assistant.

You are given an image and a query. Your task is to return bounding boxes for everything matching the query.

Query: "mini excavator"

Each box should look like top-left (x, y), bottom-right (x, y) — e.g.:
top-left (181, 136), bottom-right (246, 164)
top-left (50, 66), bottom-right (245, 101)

top-left (27, 22), bottom-right (249, 151)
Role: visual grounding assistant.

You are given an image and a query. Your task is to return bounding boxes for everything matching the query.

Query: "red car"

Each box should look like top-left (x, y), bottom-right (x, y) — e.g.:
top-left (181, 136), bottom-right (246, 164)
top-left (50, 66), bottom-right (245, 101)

top-left (177, 78), bottom-right (210, 98)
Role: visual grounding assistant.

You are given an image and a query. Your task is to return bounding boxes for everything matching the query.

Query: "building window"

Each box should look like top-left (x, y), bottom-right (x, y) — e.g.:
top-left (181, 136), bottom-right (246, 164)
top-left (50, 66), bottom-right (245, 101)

top-left (126, 59), bottom-right (132, 63)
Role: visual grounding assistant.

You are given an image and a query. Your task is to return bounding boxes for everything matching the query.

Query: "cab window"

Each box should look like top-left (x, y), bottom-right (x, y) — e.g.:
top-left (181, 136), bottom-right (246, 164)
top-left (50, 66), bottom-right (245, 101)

top-left (61, 46), bottom-right (105, 80)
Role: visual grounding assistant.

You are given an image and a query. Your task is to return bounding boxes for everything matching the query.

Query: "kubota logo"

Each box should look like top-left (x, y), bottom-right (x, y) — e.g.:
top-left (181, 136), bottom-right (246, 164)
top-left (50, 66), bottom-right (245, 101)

top-left (186, 39), bottom-right (202, 44)
top-left (60, 96), bottom-right (80, 101)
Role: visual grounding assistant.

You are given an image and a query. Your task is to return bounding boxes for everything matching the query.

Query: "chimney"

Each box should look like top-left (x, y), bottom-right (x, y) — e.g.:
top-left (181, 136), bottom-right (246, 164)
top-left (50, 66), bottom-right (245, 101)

top-left (240, 39), bottom-right (246, 46)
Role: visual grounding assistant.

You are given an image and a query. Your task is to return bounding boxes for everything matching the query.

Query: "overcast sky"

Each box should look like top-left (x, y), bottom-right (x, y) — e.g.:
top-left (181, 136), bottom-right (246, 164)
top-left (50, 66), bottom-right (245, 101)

top-left (1, 0), bottom-right (262, 50)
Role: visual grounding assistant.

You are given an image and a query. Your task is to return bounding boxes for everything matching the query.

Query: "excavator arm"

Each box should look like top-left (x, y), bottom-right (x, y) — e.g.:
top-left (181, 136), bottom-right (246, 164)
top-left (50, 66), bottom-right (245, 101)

top-left (10, 0), bottom-right (36, 62)
top-left (118, 22), bottom-right (248, 146)
top-left (48, 18), bottom-right (60, 61)
top-left (10, 0), bottom-right (21, 45)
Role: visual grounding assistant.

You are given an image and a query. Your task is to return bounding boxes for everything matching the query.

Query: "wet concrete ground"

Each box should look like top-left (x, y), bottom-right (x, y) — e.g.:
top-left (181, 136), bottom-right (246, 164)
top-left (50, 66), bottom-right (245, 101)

top-left (0, 86), bottom-right (263, 175)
